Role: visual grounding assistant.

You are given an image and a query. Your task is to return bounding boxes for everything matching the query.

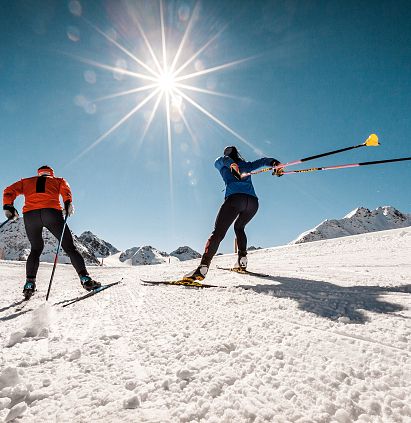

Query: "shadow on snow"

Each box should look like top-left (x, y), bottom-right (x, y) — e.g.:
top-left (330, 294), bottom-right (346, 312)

top-left (237, 274), bottom-right (410, 324)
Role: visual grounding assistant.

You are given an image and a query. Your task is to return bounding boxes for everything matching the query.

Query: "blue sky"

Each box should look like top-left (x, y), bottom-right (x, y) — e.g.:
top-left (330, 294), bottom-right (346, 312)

top-left (1, 0), bottom-right (410, 254)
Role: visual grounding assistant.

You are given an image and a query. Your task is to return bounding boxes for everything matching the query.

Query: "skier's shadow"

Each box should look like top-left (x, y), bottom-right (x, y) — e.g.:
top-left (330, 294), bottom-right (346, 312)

top-left (0, 299), bottom-right (31, 321)
top-left (238, 274), bottom-right (410, 324)
top-left (0, 309), bottom-right (32, 322)
top-left (0, 300), bottom-right (25, 313)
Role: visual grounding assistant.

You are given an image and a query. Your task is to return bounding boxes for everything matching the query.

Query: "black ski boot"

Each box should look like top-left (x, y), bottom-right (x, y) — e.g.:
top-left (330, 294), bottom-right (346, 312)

top-left (23, 279), bottom-right (36, 300)
top-left (80, 275), bottom-right (101, 292)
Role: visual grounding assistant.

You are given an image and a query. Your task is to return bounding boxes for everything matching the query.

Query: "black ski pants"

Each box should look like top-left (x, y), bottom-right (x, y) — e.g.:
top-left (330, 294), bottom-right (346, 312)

top-left (23, 208), bottom-right (87, 279)
top-left (201, 193), bottom-right (259, 266)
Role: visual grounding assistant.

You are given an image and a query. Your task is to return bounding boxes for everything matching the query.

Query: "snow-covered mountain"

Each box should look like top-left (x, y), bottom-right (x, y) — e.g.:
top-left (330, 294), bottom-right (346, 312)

top-left (0, 218), bottom-right (99, 265)
top-left (78, 231), bottom-right (119, 258)
top-left (292, 206), bottom-right (411, 244)
top-left (169, 246), bottom-right (201, 261)
top-left (0, 219), bottom-right (200, 267)
top-left (119, 245), bottom-right (180, 266)
top-left (247, 246), bottom-right (262, 251)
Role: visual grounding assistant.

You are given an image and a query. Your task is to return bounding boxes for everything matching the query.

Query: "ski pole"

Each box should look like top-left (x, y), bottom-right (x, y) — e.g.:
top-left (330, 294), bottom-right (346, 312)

top-left (241, 134), bottom-right (379, 177)
top-left (46, 214), bottom-right (69, 301)
top-left (0, 220), bottom-right (9, 230)
top-left (280, 156), bottom-right (411, 175)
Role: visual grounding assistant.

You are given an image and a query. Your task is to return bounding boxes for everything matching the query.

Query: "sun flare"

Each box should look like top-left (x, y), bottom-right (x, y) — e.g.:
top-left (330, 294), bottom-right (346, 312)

top-left (70, 1), bottom-right (259, 188)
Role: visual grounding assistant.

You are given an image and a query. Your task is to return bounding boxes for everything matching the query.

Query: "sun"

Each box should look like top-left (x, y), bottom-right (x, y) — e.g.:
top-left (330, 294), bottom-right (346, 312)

top-left (68, 0), bottom-right (260, 187)
top-left (157, 71), bottom-right (176, 93)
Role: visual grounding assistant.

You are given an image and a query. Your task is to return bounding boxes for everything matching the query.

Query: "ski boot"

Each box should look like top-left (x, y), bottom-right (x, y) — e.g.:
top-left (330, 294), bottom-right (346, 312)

top-left (183, 264), bottom-right (209, 282)
top-left (233, 251), bottom-right (247, 272)
top-left (80, 275), bottom-right (101, 292)
top-left (23, 279), bottom-right (36, 300)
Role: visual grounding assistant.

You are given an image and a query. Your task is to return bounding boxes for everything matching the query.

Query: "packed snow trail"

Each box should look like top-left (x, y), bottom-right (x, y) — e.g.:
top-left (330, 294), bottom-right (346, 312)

top-left (1, 227), bottom-right (410, 422)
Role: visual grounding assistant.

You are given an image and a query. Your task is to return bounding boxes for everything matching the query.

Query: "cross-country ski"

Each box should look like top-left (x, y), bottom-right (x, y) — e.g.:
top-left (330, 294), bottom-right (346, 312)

top-left (141, 279), bottom-right (222, 288)
top-left (59, 280), bottom-right (123, 307)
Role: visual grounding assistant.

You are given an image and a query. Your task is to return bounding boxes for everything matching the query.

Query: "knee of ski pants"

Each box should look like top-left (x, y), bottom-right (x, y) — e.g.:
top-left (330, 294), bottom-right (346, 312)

top-left (210, 228), bottom-right (228, 243)
top-left (29, 243), bottom-right (44, 257)
top-left (61, 244), bottom-right (78, 255)
top-left (233, 222), bottom-right (246, 233)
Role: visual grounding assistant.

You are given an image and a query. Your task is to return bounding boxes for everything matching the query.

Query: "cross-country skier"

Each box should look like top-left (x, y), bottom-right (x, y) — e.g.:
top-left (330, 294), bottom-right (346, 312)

top-left (3, 165), bottom-right (101, 297)
top-left (184, 146), bottom-right (282, 281)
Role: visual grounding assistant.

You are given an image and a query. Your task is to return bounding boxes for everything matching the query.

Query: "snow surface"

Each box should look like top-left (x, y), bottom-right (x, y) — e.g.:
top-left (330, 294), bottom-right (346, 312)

top-left (292, 206), bottom-right (411, 244)
top-left (1, 227), bottom-right (410, 422)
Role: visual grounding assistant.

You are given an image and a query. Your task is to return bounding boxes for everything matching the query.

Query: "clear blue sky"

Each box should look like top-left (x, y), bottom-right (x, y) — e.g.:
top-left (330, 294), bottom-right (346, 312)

top-left (1, 0), bottom-right (410, 254)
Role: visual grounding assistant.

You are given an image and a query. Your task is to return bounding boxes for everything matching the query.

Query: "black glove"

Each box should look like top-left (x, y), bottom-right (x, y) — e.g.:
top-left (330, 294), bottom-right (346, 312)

top-left (3, 204), bottom-right (19, 220)
top-left (270, 159), bottom-right (284, 177)
top-left (230, 163), bottom-right (242, 180)
top-left (63, 201), bottom-right (75, 216)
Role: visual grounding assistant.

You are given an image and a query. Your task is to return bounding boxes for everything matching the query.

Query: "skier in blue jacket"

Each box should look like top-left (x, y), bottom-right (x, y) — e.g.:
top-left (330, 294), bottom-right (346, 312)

top-left (185, 145), bottom-right (282, 281)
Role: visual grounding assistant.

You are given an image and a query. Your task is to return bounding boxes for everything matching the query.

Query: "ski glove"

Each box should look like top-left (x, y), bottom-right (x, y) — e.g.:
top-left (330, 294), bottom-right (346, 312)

top-left (3, 204), bottom-right (19, 220)
top-left (230, 163), bottom-right (242, 180)
top-left (270, 159), bottom-right (284, 177)
top-left (64, 201), bottom-right (75, 217)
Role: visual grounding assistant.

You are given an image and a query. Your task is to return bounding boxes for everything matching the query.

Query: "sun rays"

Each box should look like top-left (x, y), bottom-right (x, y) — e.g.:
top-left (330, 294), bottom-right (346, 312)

top-left (69, 1), bottom-right (259, 187)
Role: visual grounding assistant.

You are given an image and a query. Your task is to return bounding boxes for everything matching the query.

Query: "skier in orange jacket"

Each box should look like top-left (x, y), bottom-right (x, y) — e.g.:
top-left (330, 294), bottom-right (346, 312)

top-left (3, 165), bottom-right (100, 297)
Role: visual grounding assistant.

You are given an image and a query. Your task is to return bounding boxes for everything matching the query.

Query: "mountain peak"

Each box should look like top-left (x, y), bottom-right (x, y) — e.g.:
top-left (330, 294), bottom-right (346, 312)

top-left (170, 246), bottom-right (201, 261)
top-left (0, 218), bottom-right (99, 264)
top-left (79, 231), bottom-right (119, 258)
top-left (292, 206), bottom-right (411, 244)
top-left (119, 245), bottom-right (177, 266)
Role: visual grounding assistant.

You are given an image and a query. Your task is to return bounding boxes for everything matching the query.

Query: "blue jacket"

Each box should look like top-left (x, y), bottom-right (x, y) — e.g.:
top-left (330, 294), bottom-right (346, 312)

top-left (215, 156), bottom-right (275, 199)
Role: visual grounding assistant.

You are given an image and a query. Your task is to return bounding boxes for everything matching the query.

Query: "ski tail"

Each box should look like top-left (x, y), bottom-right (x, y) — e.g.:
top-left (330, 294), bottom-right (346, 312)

top-left (60, 279), bottom-right (123, 307)
top-left (216, 266), bottom-right (271, 278)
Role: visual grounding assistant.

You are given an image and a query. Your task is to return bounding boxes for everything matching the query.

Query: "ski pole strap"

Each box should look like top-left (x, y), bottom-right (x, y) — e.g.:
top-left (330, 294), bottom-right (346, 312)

top-left (281, 156), bottom-right (411, 175)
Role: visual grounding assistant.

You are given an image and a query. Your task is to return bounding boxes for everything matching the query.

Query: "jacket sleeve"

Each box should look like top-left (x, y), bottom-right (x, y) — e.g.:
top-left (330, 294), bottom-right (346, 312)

top-left (3, 180), bottom-right (23, 205)
top-left (59, 178), bottom-right (73, 203)
top-left (214, 156), bottom-right (234, 171)
top-left (247, 157), bottom-right (276, 172)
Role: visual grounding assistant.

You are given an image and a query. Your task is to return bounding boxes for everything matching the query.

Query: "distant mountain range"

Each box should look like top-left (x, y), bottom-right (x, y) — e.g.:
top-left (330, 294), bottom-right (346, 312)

top-left (0, 220), bottom-right (201, 266)
top-left (2, 206), bottom-right (409, 265)
top-left (292, 206), bottom-right (411, 244)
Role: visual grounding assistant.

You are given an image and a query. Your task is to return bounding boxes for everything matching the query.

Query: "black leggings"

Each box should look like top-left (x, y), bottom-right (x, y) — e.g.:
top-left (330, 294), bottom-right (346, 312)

top-left (23, 208), bottom-right (87, 279)
top-left (201, 194), bottom-right (259, 266)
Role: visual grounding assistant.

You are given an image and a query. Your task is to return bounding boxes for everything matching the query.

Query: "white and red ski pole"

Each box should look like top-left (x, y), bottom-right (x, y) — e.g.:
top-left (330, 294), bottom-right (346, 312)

top-left (279, 156), bottom-right (411, 175)
top-left (241, 134), bottom-right (380, 178)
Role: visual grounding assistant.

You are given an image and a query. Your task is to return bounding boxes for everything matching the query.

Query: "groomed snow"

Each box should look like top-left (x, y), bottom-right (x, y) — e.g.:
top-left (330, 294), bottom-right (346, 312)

top-left (1, 227), bottom-right (410, 422)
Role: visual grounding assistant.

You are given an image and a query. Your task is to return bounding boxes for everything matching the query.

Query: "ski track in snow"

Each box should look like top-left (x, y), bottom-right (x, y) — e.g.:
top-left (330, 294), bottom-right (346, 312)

top-left (0, 227), bottom-right (410, 422)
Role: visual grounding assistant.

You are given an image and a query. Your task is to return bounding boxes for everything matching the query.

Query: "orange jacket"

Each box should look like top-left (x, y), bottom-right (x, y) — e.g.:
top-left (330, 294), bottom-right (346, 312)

top-left (3, 176), bottom-right (72, 213)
